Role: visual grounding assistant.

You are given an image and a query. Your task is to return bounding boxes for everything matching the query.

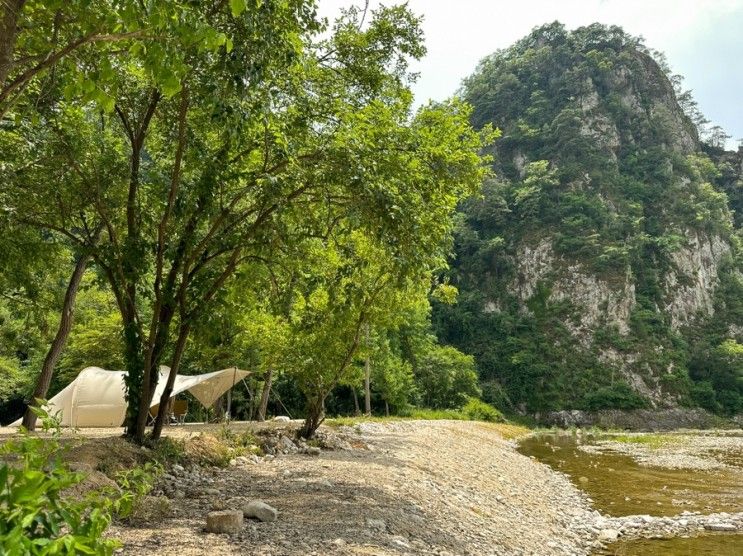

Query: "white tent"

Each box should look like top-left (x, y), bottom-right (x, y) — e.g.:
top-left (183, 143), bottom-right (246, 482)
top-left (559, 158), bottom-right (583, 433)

top-left (10, 366), bottom-right (250, 427)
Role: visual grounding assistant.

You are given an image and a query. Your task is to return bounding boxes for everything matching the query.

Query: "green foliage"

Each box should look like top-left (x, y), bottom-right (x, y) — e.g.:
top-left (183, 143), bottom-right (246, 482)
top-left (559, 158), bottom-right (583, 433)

top-left (147, 438), bottom-right (187, 466)
top-left (581, 383), bottom-right (649, 411)
top-left (462, 398), bottom-right (504, 422)
top-left (2, 0), bottom-right (493, 440)
top-left (415, 345), bottom-right (481, 409)
top-left (0, 406), bottom-right (121, 555)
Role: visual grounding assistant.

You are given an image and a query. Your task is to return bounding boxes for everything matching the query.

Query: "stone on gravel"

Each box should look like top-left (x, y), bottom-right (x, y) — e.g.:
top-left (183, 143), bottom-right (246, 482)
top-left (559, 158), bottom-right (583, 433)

top-left (279, 436), bottom-right (298, 454)
top-left (704, 523), bottom-right (736, 532)
top-left (598, 529), bottom-right (620, 541)
top-left (205, 510), bottom-right (243, 534)
top-left (243, 500), bottom-right (278, 522)
top-left (273, 416), bottom-right (290, 422)
top-left (306, 446), bottom-right (321, 456)
top-left (366, 518), bottom-right (387, 532)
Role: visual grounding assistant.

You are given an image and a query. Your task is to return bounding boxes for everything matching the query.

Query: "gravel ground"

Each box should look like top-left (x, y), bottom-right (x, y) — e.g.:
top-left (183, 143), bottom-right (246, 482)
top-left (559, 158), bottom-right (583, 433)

top-left (108, 420), bottom-right (600, 556)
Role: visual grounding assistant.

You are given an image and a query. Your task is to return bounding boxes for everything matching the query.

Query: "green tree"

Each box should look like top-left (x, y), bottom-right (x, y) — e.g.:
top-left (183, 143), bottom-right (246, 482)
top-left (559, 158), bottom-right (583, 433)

top-left (415, 345), bottom-right (480, 409)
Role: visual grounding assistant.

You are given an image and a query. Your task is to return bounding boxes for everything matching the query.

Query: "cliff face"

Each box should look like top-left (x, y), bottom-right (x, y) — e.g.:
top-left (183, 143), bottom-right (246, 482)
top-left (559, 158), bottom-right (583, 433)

top-left (434, 23), bottom-right (743, 414)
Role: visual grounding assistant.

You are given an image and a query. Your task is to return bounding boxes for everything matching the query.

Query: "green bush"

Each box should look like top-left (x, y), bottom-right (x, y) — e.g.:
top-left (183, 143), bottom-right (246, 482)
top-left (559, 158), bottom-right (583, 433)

top-left (148, 437), bottom-right (187, 465)
top-left (581, 383), bottom-right (649, 411)
top-left (0, 406), bottom-right (121, 555)
top-left (689, 381), bottom-right (720, 413)
top-left (462, 398), bottom-right (504, 422)
top-left (415, 345), bottom-right (481, 409)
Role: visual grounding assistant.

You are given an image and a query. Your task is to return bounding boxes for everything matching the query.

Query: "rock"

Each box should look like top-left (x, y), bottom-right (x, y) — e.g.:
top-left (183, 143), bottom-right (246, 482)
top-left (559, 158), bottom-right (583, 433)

top-left (306, 446), bottom-right (321, 456)
top-left (578, 476), bottom-right (589, 484)
top-left (273, 415), bottom-right (291, 422)
top-left (598, 529), bottom-right (620, 541)
top-left (392, 537), bottom-right (411, 549)
top-left (244, 500), bottom-right (278, 522)
top-left (279, 436), bottom-right (298, 454)
top-left (704, 523), bottom-right (737, 532)
top-left (203, 488), bottom-right (221, 497)
top-left (172, 464), bottom-right (185, 474)
top-left (366, 518), bottom-right (387, 532)
top-left (205, 510), bottom-right (243, 534)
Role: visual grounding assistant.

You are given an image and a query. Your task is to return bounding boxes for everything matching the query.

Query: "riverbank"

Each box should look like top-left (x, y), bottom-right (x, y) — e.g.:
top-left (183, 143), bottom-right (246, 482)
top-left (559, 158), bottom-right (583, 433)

top-left (104, 420), bottom-right (601, 555)
top-left (4, 420), bottom-right (741, 554)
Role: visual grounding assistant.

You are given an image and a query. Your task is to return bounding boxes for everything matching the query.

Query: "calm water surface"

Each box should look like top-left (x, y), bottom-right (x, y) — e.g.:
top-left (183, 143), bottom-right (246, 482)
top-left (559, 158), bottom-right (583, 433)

top-left (517, 432), bottom-right (743, 555)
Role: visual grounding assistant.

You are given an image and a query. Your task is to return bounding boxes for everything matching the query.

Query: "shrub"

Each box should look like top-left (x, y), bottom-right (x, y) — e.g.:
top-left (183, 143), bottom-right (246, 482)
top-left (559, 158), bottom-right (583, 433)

top-left (415, 345), bottom-right (481, 409)
top-left (148, 436), bottom-right (187, 465)
top-left (462, 398), bottom-right (504, 422)
top-left (581, 383), bottom-right (649, 411)
top-left (689, 381), bottom-right (720, 413)
top-left (0, 406), bottom-right (121, 555)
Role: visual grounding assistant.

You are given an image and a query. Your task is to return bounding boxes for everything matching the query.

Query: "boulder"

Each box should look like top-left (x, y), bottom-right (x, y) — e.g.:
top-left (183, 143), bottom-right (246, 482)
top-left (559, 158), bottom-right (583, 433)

top-left (273, 416), bottom-right (291, 422)
top-left (244, 500), bottom-right (278, 522)
top-left (206, 510), bottom-right (243, 534)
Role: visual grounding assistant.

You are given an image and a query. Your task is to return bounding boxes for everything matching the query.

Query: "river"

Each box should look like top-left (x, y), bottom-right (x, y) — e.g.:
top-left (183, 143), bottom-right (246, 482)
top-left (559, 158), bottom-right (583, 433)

top-left (518, 431), bottom-right (743, 555)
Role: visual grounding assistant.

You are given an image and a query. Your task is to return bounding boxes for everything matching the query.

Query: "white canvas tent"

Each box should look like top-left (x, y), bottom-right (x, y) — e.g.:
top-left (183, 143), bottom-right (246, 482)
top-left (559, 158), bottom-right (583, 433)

top-left (10, 366), bottom-right (250, 427)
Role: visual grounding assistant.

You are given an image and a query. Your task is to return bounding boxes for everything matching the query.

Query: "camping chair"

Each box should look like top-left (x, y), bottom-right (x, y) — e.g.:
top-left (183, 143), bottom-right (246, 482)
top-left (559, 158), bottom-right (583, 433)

top-left (147, 404), bottom-right (159, 426)
top-left (171, 399), bottom-right (188, 425)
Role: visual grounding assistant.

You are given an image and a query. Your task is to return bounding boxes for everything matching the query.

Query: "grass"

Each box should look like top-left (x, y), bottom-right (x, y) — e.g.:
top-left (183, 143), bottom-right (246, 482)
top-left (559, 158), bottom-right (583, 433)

top-left (609, 433), bottom-right (685, 448)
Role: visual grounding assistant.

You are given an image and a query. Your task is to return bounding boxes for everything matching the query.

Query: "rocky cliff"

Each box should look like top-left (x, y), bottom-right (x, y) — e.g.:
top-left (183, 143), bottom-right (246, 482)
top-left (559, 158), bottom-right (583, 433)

top-left (433, 23), bottom-right (743, 414)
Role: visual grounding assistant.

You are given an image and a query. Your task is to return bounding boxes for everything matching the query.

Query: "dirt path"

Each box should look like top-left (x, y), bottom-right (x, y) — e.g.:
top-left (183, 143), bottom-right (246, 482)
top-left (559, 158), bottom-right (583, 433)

top-left (109, 420), bottom-right (598, 555)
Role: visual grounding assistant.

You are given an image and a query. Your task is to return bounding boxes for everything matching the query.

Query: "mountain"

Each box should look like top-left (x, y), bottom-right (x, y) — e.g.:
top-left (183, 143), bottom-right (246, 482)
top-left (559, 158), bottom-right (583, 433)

top-left (433, 23), bottom-right (743, 416)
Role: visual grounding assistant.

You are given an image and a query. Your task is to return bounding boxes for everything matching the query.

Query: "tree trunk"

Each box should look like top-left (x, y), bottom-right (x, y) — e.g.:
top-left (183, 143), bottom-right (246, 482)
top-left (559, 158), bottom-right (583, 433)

top-left (352, 388), bottom-right (360, 416)
top-left (257, 367), bottom-right (273, 421)
top-left (0, 0), bottom-right (25, 89)
top-left (298, 395), bottom-right (325, 439)
top-left (385, 400), bottom-right (389, 417)
top-left (122, 315), bottom-right (144, 440)
top-left (21, 252), bottom-right (89, 431)
top-left (364, 324), bottom-right (371, 416)
top-left (151, 322), bottom-right (190, 440)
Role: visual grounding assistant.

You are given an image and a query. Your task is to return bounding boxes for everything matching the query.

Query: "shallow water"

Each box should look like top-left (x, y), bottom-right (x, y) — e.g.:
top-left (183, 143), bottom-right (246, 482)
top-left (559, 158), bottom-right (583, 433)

top-left (600, 533), bottom-right (743, 555)
top-left (517, 433), bottom-right (742, 516)
top-left (518, 432), bottom-right (743, 556)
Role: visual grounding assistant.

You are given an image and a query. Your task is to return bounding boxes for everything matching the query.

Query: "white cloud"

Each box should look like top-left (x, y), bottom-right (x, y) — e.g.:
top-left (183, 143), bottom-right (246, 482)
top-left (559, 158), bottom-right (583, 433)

top-left (317, 0), bottom-right (743, 146)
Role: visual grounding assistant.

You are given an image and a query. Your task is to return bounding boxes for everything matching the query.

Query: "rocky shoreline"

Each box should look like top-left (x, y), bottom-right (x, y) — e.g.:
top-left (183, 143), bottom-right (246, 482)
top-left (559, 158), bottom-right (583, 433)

top-left (540, 408), bottom-right (743, 430)
top-left (100, 421), bottom-right (743, 555)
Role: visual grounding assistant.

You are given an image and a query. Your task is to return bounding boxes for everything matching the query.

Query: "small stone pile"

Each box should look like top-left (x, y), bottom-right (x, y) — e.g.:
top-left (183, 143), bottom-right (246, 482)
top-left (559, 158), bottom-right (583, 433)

top-left (579, 511), bottom-right (743, 550)
top-left (154, 463), bottom-right (218, 500)
top-left (255, 429), bottom-right (355, 456)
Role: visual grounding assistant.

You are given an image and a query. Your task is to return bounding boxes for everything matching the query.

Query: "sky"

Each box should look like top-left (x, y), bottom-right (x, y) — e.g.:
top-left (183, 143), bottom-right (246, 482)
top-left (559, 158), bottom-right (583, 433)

top-left (317, 0), bottom-right (743, 149)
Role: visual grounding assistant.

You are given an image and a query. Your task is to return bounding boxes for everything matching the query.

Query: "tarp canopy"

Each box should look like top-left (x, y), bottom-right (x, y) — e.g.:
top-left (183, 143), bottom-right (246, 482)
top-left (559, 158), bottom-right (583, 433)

top-left (10, 366), bottom-right (249, 427)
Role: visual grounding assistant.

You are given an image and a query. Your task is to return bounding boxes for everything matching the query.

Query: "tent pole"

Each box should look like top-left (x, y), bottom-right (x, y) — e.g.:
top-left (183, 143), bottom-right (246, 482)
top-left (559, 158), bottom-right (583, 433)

top-left (226, 366), bottom-right (237, 422)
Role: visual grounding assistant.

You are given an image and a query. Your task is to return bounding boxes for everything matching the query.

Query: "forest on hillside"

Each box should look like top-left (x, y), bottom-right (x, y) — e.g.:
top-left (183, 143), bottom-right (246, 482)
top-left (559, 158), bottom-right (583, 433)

top-left (433, 23), bottom-right (743, 416)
